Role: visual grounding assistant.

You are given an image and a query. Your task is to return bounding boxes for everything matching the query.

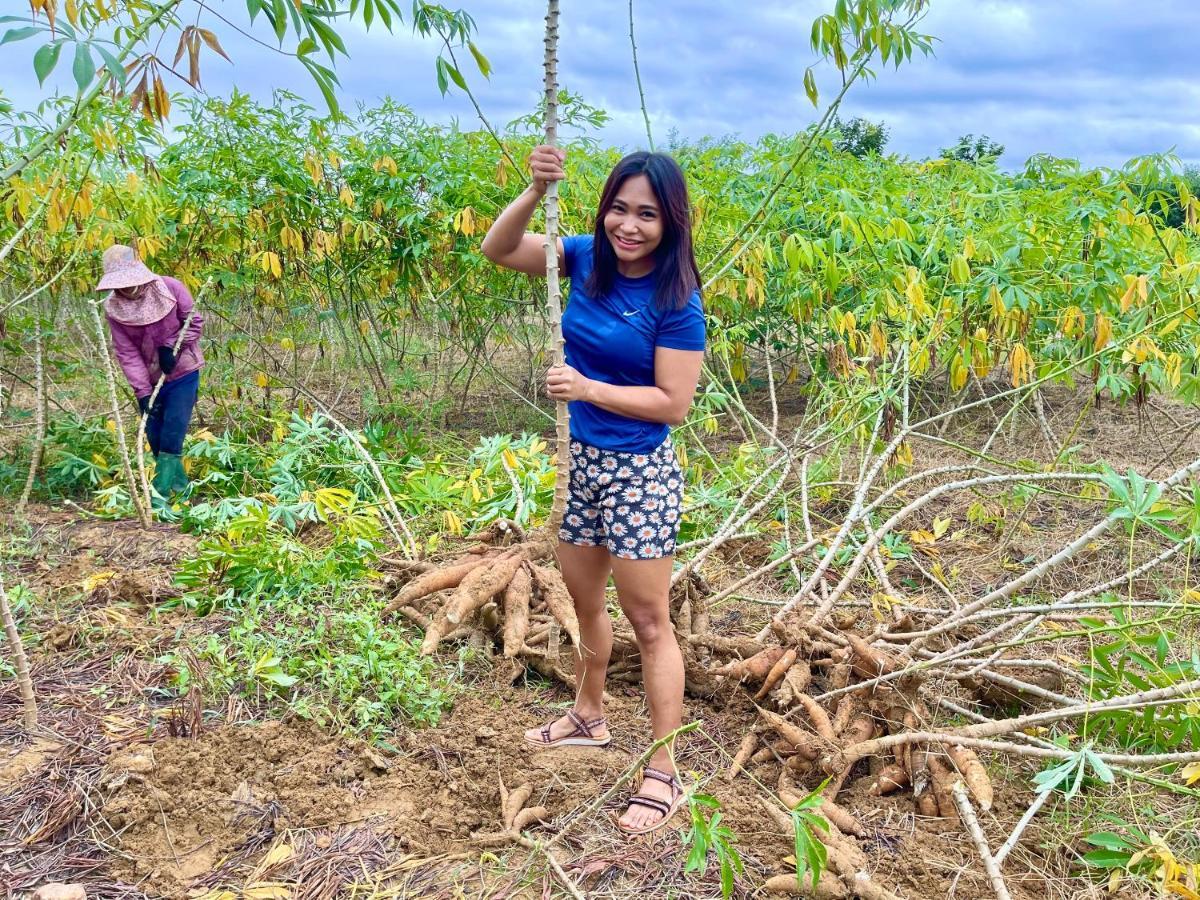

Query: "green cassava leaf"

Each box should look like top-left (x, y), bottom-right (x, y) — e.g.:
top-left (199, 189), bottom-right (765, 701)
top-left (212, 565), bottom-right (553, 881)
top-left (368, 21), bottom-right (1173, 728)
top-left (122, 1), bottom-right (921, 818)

top-left (34, 40), bottom-right (63, 86)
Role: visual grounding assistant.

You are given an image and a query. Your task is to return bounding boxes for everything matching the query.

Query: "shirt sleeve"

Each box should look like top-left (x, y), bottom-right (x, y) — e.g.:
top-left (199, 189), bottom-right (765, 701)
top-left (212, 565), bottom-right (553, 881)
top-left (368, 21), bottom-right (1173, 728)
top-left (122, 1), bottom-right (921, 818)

top-left (655, 292), bottom-right (706, 351)
top-left (561, 234), bottom-right (591, 281)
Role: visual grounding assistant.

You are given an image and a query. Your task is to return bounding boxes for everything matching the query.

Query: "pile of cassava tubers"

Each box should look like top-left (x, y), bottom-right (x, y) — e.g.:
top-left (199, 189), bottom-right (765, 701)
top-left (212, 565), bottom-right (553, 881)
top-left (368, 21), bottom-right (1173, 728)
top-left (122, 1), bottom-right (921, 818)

top-left (382, 533), bottom-right (1068, 899)
top-left (385, 534), bottom-right (992, 828)
top-left (382, 526), bottom-right (585, 684)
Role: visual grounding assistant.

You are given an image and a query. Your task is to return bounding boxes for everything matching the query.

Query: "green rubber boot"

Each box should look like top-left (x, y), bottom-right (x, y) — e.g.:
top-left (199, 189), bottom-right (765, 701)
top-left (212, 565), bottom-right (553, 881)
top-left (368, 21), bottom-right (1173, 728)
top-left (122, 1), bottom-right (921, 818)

top-left (151, 452), bottom-right (186, 506)
top-left (170, 453), bottom-right (190, 494)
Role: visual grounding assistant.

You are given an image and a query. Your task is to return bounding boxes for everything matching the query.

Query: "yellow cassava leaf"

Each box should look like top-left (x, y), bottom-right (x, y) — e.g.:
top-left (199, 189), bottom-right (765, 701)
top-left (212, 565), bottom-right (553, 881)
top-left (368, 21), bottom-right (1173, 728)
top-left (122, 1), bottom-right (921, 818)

top-left (304, 152), bottom-right (323, 185)
top-left (1118, 275), bottom-right (1138, 313)
top-left (869, 321), bottom-right (887, 358)
top-left (950, 253), bottom-right (971, 285)
top-left (1009, 343), bottom-right (1034, 387)
top-left (987, 283), bottom-right (1005, 318)
top-left (255, 843), bottom-right (294, 872)
top-left (1094, 313), bottom-right (1112, 352)
top-left (949, 355), bottom-right (968, 391)
top-left (82, 570), bottom-right (117, 592)
top-left (242, 885), bottom-right (291, 900)
top-left (372, 155), bottom-right (398, 175)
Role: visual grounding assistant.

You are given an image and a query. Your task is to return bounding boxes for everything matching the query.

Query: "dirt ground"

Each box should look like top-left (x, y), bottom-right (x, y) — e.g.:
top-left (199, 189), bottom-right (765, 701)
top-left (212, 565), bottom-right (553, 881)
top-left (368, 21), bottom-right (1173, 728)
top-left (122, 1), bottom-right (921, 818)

top-left (4, 384), bottom-right (1197, 900)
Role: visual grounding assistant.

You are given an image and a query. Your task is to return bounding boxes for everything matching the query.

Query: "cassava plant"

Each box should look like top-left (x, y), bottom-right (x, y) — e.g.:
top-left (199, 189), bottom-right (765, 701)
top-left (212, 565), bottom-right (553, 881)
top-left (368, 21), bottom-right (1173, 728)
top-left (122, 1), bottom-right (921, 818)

top-left (380, 0), bottom-right (584, 686)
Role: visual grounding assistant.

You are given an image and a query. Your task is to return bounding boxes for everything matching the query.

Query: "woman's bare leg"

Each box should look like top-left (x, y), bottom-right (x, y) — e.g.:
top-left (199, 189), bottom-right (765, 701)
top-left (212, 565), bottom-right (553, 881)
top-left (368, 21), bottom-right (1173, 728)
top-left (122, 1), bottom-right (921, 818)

top-left (523, 542), bottom-right (613, 742)
top-left (609, 554), bottom-right (683, 831)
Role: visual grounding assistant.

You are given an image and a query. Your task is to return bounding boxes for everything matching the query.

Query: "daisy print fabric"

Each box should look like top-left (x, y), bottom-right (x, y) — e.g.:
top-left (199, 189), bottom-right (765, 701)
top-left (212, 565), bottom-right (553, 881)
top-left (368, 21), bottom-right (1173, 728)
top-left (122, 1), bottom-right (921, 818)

top-left (559, 437), bottom-right (684, 559)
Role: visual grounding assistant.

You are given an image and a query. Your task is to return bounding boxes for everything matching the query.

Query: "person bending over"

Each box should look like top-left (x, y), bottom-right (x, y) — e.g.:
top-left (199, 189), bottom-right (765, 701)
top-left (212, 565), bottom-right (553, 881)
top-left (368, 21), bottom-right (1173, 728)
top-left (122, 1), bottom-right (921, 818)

top-left (96, 243), bottom-right (204, 506)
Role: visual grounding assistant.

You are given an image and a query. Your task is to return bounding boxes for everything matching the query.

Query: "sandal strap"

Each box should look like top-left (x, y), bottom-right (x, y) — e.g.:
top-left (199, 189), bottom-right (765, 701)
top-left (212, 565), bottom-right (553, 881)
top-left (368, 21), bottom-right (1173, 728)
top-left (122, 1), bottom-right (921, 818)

top-left (536, 710), bottom-right (607, 745)
top-left (642, 767), bottom-right (681, 794)
top-left (627, 795), bottom-right (671, 816)
top-left (565, 709), bottom-right (594, 739)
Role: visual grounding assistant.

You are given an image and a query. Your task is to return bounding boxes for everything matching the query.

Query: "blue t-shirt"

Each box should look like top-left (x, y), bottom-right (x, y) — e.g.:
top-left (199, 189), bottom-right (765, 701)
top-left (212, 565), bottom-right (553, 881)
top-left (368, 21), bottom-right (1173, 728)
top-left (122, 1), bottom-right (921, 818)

top-left (561, 234), bottom-right (706, 452)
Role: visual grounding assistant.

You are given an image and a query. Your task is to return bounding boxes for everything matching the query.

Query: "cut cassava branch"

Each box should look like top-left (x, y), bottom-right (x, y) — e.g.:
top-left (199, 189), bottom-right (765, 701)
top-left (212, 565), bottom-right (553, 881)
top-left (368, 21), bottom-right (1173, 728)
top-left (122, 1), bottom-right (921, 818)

top-left (0, 567), bottom-right (36, 731)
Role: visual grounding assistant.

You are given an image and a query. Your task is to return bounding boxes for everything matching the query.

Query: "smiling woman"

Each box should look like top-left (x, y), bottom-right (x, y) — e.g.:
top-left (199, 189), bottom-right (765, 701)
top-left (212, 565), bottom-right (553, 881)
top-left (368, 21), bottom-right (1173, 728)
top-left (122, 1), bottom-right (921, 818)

top-left (480, 145), bottom-right (705, 835)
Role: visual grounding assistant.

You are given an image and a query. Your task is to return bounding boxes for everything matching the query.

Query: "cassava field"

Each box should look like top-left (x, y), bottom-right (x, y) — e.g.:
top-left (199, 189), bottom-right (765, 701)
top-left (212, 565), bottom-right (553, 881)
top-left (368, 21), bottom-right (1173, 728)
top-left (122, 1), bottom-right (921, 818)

top-left (3, 2), bottom-right (1200, 899)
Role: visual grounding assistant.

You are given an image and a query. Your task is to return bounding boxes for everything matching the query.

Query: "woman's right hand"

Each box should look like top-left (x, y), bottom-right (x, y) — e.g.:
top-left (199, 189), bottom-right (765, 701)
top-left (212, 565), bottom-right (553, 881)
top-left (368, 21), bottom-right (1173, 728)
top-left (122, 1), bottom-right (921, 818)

top-left (529, 145), bottom-right (566, 195)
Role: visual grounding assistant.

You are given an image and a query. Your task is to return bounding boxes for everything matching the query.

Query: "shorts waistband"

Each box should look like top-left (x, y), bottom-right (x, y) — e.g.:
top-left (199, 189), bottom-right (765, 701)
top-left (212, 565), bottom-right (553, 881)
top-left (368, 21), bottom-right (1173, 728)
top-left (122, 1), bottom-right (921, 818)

top-left (569, 435), bottom-right (673, 458)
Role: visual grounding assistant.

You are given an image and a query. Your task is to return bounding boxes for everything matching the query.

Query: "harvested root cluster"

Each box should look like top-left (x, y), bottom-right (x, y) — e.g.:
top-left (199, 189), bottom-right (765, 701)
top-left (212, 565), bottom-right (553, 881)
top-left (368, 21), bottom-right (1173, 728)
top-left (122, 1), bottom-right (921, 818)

top-left (712, 622), bottom-right (994, 820)
top-left (383, 526), bottom-right (583, 683)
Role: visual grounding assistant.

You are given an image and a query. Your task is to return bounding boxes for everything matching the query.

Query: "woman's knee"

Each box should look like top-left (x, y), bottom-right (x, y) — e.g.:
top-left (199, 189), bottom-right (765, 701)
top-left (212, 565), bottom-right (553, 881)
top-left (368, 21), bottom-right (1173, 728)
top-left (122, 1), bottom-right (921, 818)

top-left (623, 604), bottom-right (672, 645)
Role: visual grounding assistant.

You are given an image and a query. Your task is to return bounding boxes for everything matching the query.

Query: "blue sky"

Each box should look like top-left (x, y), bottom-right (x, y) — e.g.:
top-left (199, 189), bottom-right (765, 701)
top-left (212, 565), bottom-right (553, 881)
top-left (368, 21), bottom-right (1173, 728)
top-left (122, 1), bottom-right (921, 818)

top-left (2, 0), bottom-right (1198, 170)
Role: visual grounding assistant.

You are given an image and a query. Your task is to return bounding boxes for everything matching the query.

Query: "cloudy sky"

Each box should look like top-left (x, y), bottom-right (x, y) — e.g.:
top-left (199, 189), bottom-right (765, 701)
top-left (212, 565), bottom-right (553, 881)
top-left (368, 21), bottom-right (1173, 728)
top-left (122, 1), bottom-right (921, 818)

top-left (2, 0), bottom-right (1198, 170)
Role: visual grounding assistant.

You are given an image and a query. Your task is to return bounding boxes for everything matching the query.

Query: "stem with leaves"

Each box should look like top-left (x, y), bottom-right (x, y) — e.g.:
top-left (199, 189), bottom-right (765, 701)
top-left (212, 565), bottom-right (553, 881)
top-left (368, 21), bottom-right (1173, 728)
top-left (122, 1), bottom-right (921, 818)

top-left (0, 0), bottom-right (186, 183)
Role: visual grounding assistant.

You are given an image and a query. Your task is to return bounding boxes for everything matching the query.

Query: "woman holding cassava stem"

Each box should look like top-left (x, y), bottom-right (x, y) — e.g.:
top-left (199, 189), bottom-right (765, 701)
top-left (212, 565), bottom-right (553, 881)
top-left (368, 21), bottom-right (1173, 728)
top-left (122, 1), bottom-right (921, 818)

top-left (96, 243), bottom-right (204, 507)
top-left (481, 146), bottom-right (705, 835)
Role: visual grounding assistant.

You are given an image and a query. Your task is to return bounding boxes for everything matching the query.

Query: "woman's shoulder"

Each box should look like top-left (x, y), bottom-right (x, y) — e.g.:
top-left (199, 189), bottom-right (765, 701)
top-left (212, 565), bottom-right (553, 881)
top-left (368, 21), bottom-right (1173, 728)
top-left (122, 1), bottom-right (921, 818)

top-left (661, 289), bottom-right (704, 319)
top-left (563, 233), bottom-right (594, 252)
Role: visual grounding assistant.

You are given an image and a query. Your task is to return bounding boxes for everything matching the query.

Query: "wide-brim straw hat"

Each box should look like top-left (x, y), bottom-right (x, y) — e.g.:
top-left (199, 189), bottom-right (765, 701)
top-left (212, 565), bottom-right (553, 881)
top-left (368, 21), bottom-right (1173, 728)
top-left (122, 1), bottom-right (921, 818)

top-left (95, 244), bottom-right (156, 291)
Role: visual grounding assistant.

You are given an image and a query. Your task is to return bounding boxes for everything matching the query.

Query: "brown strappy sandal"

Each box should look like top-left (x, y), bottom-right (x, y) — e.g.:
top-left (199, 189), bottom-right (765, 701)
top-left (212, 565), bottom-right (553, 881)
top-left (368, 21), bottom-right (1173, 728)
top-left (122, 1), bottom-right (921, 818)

top-left (618, 766), bottom-right (685, 835)
top-left (524, 709), bottom-right (611, 748)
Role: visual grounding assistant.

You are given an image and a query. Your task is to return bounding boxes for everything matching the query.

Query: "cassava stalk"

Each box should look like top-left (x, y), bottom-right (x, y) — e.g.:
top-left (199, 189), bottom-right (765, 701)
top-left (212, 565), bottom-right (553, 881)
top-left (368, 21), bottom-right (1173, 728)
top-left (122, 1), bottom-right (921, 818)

top-left (0, 568), bottom-right (37, 731)
top-left (542, 0), bottom-right (570, 533)
top-left (15, 307), bottom-right (46, 516)
top-left (951, 781), bottom-right (1011, 900)
top-left (89, 299), bottom-right (149, 527)
top-left (628, 0), bottom-right (654, 151)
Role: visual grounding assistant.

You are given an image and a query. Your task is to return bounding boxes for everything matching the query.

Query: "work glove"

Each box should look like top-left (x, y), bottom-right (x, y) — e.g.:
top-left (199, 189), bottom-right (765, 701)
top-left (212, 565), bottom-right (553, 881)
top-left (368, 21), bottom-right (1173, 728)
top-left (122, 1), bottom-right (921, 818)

top-left (157, 346), bottom-right (177, 375)
top-left (138, 395), bottom-right (151, 415)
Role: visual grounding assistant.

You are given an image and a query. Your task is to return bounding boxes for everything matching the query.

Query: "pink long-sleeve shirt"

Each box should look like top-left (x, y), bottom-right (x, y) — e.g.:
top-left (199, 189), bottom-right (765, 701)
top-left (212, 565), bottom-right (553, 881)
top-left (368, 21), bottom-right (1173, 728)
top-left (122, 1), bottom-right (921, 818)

top-left (107, 277), bottom-right (204, 398)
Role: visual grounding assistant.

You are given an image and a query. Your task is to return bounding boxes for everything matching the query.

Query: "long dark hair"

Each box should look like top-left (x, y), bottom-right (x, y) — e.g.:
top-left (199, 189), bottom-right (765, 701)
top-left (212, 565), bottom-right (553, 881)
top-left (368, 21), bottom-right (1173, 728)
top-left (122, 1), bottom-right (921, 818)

top-left (584, 151), bottom-right (701, 311)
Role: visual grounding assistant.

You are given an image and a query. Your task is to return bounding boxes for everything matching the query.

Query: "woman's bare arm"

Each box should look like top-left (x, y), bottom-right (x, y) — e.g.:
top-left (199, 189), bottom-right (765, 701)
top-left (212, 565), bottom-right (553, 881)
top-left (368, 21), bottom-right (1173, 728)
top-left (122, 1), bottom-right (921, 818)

top-left (481, 146), bottom-right (567, 276)
top-left (547, 348), bottom-right (704, 426)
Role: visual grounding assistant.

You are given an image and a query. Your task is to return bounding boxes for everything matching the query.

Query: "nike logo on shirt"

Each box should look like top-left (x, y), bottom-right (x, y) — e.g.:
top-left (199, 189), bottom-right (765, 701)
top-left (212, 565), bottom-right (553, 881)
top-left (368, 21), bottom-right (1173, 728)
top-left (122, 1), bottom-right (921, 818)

top-left (622, 309), bottom-right (640, 317)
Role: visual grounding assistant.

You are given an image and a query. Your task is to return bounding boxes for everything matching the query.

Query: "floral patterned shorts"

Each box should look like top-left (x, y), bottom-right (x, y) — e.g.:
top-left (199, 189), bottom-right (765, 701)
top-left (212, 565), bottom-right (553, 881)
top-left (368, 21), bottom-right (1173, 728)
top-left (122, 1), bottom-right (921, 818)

top-left (558, 437), bottom-right (684, 559)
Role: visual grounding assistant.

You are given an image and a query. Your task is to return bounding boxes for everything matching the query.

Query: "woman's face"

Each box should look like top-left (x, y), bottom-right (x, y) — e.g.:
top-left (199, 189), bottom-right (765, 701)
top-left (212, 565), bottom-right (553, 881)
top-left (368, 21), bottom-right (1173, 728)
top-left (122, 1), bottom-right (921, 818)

top-left (603, 174), bottom-right (663, 277)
